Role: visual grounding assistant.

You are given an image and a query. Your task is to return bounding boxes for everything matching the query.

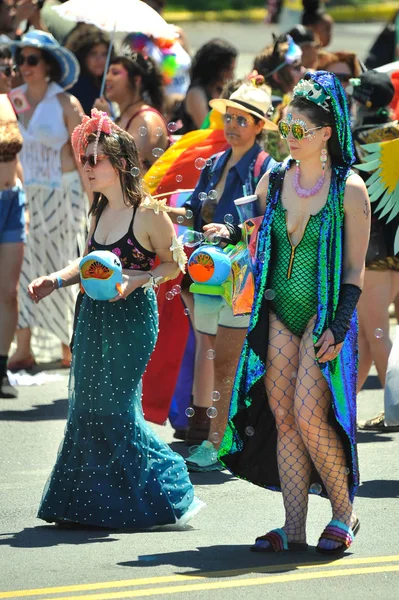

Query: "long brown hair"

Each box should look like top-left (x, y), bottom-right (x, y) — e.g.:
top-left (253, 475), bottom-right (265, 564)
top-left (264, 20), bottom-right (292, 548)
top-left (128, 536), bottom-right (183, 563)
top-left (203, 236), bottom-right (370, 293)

top-left (87, 129), bottom-right (145, 217)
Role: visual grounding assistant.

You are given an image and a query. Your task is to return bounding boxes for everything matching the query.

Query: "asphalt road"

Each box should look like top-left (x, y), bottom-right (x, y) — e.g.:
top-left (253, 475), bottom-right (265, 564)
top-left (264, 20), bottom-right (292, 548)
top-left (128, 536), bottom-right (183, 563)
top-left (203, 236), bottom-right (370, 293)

top-left (1, 324), bottom-right (398, 600)
top-left (1, 19), bottom-right (399, 600)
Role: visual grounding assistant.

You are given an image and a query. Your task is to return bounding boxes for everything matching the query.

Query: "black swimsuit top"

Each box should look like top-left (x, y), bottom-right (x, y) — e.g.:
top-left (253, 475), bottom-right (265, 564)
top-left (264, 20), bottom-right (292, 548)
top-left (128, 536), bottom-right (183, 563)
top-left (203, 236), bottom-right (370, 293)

top-left (88, 206), bottom-right (156, 271)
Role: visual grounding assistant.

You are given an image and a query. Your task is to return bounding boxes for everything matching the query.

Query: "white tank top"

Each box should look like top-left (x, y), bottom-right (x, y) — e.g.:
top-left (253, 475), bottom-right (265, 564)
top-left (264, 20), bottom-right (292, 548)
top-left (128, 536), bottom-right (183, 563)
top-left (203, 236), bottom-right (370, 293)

top-left (16, 82), bottom-right (69, 189)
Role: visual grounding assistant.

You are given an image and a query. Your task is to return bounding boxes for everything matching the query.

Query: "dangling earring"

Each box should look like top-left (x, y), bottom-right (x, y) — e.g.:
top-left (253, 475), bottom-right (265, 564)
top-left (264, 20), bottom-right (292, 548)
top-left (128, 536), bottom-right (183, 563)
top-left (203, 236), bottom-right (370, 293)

top-left (45, 75), bottom-right (50, 82)
top-left (321, 148), bottom-right (328, 172)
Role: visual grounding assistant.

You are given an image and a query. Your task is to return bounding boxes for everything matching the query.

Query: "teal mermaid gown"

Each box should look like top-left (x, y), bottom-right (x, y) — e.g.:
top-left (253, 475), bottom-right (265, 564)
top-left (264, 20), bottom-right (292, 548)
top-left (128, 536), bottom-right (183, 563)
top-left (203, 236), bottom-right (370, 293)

top-left (38, 208), bottom-right (201, 528)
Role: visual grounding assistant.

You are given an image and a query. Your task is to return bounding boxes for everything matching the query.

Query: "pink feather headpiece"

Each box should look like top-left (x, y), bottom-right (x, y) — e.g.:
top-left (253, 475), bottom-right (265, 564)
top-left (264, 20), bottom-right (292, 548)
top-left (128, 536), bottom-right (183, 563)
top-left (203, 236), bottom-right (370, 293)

top-left (71, 109), bottom-right (123, 163)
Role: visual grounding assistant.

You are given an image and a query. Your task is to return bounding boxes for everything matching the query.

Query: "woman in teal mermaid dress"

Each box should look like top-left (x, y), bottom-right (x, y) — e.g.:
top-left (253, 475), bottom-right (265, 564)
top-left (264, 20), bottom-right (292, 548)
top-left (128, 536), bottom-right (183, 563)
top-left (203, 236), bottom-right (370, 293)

top-left (206, 72), bottom-right (370, 555)
top-left (28, 110), bottom-right (202, 529)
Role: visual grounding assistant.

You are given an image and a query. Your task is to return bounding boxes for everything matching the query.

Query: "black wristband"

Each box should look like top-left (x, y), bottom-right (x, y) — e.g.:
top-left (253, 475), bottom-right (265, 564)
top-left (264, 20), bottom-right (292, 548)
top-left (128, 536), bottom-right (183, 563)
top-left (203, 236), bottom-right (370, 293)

top-left (224, 222), bottom-right (242, 245)
top-left (329, 283), bottom-right (362, 345)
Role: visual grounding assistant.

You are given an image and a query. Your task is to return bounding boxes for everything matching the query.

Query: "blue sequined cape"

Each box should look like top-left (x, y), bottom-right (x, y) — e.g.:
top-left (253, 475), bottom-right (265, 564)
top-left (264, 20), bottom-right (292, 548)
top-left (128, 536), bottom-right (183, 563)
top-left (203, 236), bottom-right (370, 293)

top-left (219, 161), bottom-right (359, 502)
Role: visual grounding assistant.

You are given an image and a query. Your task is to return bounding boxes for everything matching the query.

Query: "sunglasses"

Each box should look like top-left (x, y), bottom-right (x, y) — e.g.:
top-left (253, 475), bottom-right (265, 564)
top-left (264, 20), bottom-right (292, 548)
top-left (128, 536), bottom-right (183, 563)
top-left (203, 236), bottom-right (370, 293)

top-left (278, 119), bottom-right (322, 140)
top-left (16, 54), bottom-right (42, 67)
top-left (223, 113), bottom-right (254, 128)
top-left (0, 64), bottom-right (16, 77)
top-left (80, 154), bottom-right (107, 168)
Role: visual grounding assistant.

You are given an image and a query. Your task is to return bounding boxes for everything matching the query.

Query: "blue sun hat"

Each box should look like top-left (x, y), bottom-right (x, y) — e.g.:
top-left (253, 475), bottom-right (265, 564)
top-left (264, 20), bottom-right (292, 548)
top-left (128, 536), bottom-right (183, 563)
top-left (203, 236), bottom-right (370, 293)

top-left (12, 29), bottom-right (80, 89)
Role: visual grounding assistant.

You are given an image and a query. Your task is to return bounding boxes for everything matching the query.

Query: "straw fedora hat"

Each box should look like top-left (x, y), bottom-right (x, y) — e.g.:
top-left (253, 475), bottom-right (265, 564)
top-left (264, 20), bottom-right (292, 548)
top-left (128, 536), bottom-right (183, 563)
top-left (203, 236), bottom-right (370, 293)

top-left (209, 82), bottom-right (278, 131)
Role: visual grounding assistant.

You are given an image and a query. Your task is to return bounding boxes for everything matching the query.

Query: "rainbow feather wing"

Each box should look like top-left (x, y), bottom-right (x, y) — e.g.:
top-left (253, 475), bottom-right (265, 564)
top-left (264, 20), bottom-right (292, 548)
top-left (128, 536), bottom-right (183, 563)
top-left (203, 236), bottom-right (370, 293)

top-left (357, 137), bottom-right (399, 254)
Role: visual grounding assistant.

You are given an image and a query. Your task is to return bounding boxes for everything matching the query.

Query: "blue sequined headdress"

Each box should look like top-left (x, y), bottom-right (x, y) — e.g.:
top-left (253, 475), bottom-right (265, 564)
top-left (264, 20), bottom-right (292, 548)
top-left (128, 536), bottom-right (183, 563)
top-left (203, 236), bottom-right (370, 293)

top-left (293, 70), bottom-right (355, 167)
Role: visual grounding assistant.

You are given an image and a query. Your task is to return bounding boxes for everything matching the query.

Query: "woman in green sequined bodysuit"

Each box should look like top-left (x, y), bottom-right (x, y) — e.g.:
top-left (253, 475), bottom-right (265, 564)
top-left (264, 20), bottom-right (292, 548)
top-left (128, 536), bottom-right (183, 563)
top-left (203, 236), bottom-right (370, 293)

top-left (206, 72), bottom-right (371, 556)
top-left (269, 195), bottom-right (322, 337)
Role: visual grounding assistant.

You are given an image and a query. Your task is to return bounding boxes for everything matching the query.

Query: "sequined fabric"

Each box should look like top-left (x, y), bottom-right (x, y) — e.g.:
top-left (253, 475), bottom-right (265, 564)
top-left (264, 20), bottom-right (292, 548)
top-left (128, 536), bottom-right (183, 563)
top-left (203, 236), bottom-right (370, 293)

top-left (269, 198), bottom-right (322, 338)
top-left (38, 252), bottom-right (199, 528)
top-left (219, 160), bottom-right (359, 502)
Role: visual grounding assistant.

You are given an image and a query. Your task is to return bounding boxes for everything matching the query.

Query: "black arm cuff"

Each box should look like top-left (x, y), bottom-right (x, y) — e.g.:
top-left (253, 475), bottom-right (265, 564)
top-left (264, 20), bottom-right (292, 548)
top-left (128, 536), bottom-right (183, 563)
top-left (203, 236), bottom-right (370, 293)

top-left (224, 222), bottom-right (242, 245)
top-left (329, 283), bottom-right (362, 345)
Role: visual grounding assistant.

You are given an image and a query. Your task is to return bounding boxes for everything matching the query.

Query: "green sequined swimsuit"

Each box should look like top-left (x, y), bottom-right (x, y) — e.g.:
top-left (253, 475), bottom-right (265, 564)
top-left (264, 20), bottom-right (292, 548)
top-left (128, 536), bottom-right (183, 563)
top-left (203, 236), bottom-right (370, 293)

top-left (268, 197), bottom-right (324, 337)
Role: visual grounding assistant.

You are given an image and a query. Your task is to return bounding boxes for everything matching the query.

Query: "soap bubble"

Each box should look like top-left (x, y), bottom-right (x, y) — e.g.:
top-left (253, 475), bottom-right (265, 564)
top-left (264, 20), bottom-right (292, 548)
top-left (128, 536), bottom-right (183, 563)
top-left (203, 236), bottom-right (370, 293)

top-left (185, 209), bottom-right (193, 219)
top-left (182, 230), bottom-right (204, 247)
top-left (245, 426), bottom-right (255, 437)
top-left (130, 167), bottom-right (140, 177)
top-left (211, 391), bottom-right (221, 401)
top-left (206, 158), bottom-right (212, 166)
top-left (175, 174), bottom-right (183, 183)
top-left (310, 483), bottom-right (322, 494)
top-left (176, 215), bottom-right (184, 224)
top-left (210, 432), bottom-right (220, 443)
top-left (264, 289), bottom-right (276, 301)
top-left (207, 407), bottom-right (218, 419)
top-left (195, 157), bottom-right (207, 170)
top-left (172, 285), bottom-right (181, 295)
top-left (165, 291), bottom-right (174, 300)
top-left (185, 407), bottom-right (195, 417)
top-left (206, 349), bottom-right (216, 360)
top-left (155, 126), bottom-right (163, 137)
top-left (291, 371), bottom-right (298, 380)
top-left (224, 214), bottom-right (234, 224)
top-left (374, 328), bottom-right (383, 339)
top-left (344, 467), bottom-right (350, 475)
top-left (198, 192), bottom-right (208, 201)
top-left (138, 126), bottom-right (147, 137)
top-left (208, 189), bottom-right (218, 200)
top-left (168, 121), bottom-right (179, 133)
top-left (152, 147), bottom-right (164, 158)
top-left (183, 308), bottom-right (190, 316)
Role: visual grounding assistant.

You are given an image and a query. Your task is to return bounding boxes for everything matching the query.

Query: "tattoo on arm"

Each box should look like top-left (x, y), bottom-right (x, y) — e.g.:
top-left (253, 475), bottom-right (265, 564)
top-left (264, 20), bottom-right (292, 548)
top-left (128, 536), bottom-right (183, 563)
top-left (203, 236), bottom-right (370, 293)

top-left (363, 199), bottom-right (370, 218)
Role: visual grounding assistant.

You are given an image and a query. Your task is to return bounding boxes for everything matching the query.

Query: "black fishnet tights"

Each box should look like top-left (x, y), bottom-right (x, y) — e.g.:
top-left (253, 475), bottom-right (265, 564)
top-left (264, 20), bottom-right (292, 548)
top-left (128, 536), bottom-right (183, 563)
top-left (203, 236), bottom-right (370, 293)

top-left (264, 313), bottom-right (354, 549)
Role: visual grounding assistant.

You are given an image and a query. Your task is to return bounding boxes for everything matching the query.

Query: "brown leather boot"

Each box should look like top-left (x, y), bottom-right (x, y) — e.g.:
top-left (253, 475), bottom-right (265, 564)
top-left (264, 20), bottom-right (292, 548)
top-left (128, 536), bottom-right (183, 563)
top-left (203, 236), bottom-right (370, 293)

top-left (185, 406), bottom-right (210, 445)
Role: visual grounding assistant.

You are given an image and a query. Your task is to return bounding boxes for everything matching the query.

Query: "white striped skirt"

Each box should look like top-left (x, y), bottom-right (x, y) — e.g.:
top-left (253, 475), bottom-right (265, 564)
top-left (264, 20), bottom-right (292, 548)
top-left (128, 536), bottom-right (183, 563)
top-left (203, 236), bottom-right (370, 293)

top-left (18, 171), bottom-right (88, 361)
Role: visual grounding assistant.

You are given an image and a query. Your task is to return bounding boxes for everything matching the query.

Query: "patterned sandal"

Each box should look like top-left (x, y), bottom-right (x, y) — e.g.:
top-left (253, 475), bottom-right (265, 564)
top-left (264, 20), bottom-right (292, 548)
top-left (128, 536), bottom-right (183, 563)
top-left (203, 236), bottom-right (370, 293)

top-left (316, 518), bottom-right (360, 555)
top-left (251, 528), bottom-right (309, 553)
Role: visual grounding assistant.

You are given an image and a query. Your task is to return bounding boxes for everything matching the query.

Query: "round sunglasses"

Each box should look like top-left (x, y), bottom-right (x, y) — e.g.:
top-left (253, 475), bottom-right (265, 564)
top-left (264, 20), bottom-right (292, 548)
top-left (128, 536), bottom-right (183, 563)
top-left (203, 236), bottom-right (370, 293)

top-left (223, 113), bottom-right (254, 128)
top-left (80, 154), bottom-right (107, 168)
top-left (278, 119), bottom-right (322, 140)
top-left (0, 65), bottom-right (16, 77)
top-left (16, 54), bottom-right (42, 67)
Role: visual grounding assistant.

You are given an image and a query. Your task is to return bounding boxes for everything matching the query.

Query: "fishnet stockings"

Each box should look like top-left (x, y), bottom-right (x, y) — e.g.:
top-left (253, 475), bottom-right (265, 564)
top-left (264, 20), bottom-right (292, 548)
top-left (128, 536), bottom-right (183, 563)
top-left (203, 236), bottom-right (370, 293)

top-left (264, 313), bottom-right (353, 547)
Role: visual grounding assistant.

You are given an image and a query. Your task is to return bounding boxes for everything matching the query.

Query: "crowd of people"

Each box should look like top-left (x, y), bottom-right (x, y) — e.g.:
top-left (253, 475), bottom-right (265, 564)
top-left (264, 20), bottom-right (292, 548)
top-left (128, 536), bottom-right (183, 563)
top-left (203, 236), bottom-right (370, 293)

top-left (0, 0), bottom-right (398, 552)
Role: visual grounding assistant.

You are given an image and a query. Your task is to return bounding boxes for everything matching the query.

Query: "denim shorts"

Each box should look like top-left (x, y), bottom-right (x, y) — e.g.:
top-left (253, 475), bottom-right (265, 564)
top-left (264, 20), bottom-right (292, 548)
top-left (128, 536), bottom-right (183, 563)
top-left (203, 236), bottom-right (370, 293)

top-left (0, 180), bottom-right (26, 244)
top-left (193, 293), bottom-right (250, 336)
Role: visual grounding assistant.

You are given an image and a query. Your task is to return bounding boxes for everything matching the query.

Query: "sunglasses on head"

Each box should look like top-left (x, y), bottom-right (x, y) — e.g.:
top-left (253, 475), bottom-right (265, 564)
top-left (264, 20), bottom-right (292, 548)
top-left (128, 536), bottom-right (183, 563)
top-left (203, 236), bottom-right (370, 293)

top-left (0, 64), bottom-right (16, 77)
top-left (223, 113), bottom-right (254, 128)
top-left (278, 118), bottom-right (322, 140)
top-left (80, 154), bottom-right (107, 168)
top-left (16, 54), bottom-right (42, 67)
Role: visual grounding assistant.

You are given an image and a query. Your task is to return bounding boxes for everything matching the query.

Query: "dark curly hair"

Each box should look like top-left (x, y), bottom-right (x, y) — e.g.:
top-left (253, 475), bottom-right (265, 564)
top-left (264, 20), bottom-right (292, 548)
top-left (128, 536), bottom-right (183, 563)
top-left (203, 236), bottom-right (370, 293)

top-left (110, 52), bottom-right (164, 113)
top-left (87, 129), bottom-right (145, 217)
top-left (190, 38), bottom-right (238, 87)
top-left (65, 26), bottom-right (112, 81)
